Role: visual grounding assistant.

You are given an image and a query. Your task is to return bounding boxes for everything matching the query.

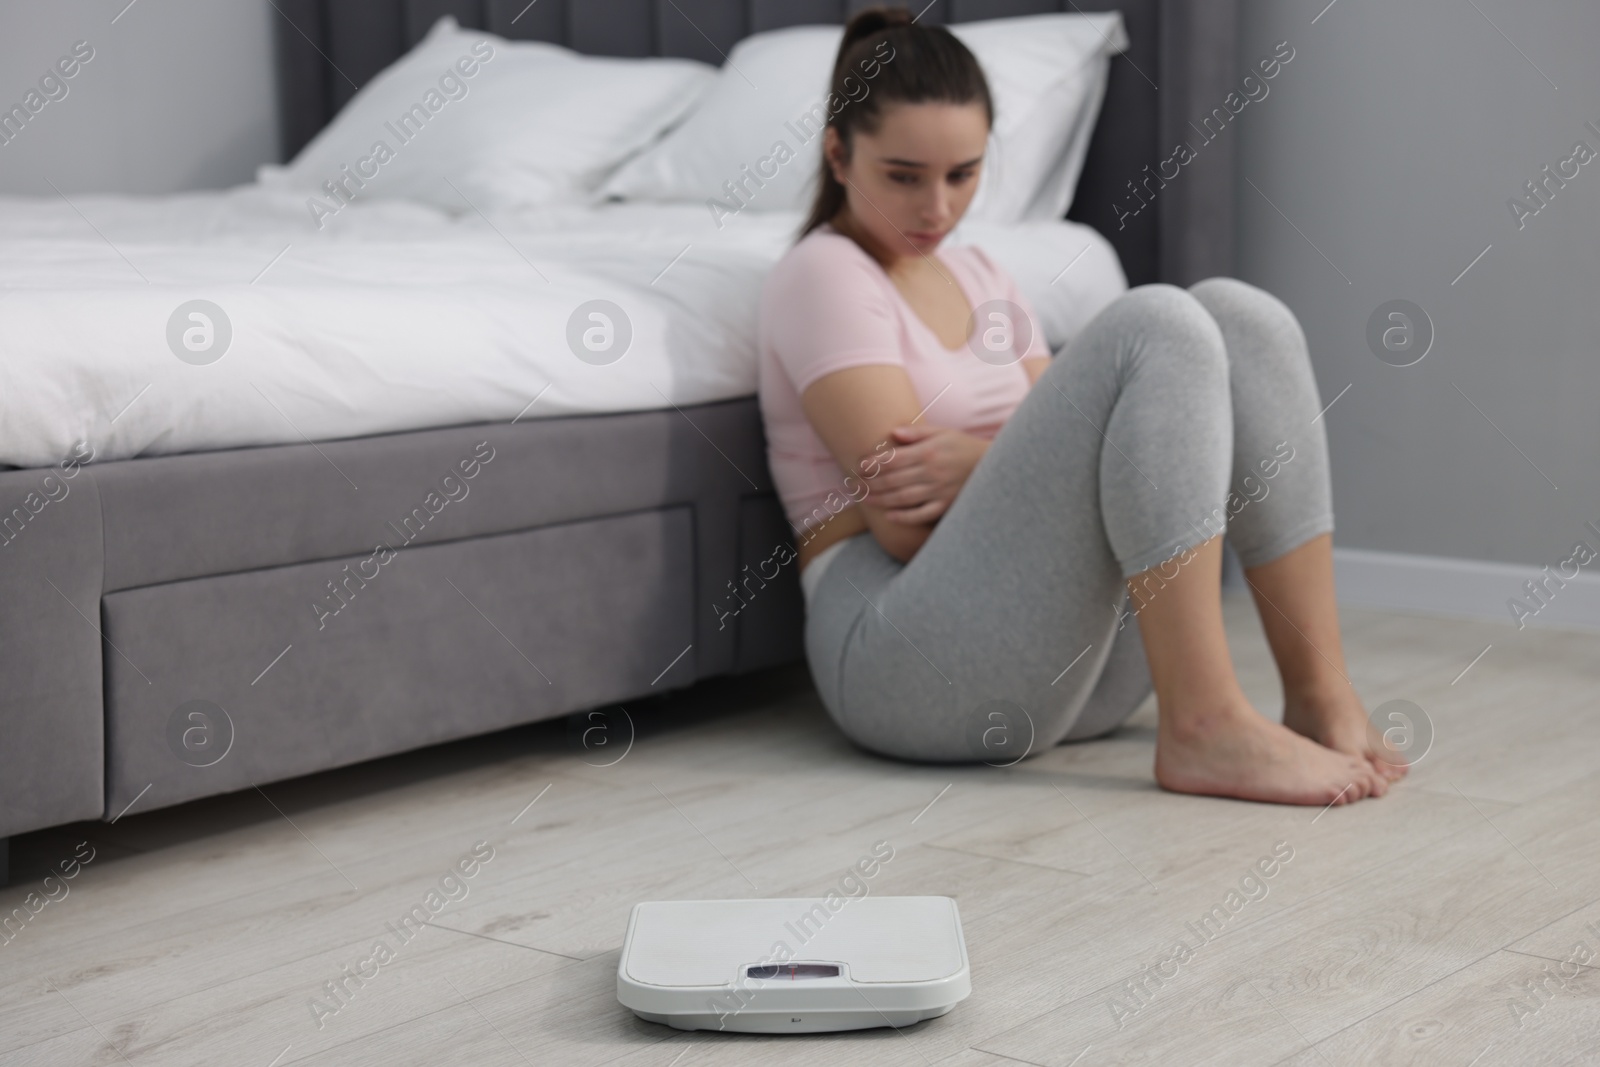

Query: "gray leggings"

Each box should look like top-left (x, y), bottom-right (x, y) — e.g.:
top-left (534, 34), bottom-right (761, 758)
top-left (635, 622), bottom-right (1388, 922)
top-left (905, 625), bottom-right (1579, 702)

top-left (804, 279), bottom-right (1334, 763)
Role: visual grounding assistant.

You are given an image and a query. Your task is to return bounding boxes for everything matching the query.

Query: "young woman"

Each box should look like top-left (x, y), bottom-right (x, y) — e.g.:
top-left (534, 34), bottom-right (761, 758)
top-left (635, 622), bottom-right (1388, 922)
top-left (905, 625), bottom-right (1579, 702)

top-left (757, 8), bottom-right (1405, 805)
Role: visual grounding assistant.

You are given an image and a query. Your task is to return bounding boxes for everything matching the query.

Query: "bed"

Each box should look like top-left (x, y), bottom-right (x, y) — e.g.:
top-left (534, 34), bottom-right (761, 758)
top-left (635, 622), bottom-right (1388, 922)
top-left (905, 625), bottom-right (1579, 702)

top-left (0, 0), bottom-right (1239, 877)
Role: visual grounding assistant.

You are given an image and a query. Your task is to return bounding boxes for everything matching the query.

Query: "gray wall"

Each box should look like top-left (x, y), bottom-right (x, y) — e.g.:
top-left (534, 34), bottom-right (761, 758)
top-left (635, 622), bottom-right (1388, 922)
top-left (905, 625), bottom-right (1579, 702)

top-left (1235, 0), bottom-right (1599, 569)
top-left (0, 0), bottom-right (278, 195)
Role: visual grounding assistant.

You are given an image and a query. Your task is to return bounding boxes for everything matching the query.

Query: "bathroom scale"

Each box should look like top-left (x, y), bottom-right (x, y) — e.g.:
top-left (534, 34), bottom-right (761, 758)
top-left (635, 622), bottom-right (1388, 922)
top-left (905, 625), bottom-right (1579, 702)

top-left (616, 896), bottom-right (971, 1033)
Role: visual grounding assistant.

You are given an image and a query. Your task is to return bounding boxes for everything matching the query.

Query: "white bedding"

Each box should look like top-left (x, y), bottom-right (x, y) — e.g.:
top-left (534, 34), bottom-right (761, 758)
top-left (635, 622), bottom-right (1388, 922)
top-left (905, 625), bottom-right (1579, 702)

top-left (0, 188), bottom-right (1125, 468)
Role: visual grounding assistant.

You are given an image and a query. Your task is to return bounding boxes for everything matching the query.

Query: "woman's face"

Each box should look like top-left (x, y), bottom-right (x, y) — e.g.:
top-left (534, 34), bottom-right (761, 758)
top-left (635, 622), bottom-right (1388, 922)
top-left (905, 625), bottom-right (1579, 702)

top-left (825, 100), bottom-right (989, 260)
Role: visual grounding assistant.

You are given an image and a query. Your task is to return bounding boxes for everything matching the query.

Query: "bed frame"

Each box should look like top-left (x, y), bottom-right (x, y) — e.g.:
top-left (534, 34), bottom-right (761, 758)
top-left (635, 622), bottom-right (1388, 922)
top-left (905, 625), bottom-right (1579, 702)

top-left (0, 0), bottom-right (1237, 881)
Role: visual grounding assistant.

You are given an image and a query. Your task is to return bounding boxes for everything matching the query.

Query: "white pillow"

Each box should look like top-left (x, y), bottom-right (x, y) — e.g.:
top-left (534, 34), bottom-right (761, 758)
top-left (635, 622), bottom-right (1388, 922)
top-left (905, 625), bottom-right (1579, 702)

top-left (595, 13), bottom-right (1128, 225)
top-left (260, 17), bottom-right (715, 217)
top-left (954, 14), bottom-right (1128, 222)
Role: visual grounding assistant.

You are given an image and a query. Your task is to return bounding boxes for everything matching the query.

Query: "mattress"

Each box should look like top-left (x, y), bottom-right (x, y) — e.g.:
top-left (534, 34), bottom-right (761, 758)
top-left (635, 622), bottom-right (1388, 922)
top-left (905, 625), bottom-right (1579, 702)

top-left (0, 188), bottom-right (1126, 468)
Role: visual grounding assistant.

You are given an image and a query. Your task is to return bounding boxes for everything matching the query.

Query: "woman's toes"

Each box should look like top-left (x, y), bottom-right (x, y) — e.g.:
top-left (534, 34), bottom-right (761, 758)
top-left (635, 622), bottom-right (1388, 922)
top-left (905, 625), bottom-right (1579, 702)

top-left (1373, 754), bottom-right (1407, 781)
top-left (1318, 768), bottom-right (1358, 804)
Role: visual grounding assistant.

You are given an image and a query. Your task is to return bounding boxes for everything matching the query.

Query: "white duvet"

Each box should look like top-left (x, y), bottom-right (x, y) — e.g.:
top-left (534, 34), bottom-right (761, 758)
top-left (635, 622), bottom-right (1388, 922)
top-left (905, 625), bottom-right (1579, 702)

top-left (0, 188), bottom-right (1125, 468)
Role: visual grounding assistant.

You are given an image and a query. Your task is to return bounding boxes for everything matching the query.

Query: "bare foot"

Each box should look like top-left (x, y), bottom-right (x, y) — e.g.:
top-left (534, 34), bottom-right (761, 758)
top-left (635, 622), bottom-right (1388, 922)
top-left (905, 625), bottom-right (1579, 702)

top-left (1155, 700), bottom-right (1388, 806)
top-left (1284, 685), bottom-right (1409, 782)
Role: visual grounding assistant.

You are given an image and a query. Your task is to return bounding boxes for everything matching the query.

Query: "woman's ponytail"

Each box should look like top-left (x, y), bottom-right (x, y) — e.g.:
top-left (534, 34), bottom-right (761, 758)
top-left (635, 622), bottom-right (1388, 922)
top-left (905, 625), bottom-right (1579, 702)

top-left (838, 5), bottom-right (913, 51)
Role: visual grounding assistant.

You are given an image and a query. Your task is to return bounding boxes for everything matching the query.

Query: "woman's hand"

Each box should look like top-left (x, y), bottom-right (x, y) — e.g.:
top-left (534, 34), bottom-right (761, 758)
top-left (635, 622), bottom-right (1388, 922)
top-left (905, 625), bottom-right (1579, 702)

top-left (861, 424), bottom-right (989, 524)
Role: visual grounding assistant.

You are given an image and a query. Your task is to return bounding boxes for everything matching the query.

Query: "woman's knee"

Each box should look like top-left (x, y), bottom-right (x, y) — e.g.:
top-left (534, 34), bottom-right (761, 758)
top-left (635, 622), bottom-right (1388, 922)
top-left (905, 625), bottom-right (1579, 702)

top-left (1189, 276), bottom-right (1281, 317)
top-left (1068, 284), bottom-right (1225, 373)
top-left (1188, 277), bottom-right (1306, 359)
top-left (1115, 282), bottom-right (1213, 326)
top-left (1094, 283), bottom-right (1228, 386)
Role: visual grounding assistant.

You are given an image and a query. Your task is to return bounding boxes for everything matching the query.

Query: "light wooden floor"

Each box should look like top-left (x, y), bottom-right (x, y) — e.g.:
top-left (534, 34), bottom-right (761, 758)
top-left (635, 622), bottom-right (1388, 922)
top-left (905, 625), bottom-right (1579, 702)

top-left (4, 594), bottom-right (1598, 1066)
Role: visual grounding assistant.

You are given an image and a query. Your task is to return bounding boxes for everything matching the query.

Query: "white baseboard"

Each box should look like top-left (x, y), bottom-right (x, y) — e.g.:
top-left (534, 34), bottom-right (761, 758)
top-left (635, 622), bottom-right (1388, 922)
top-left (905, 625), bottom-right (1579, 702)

top-left (1331, 546), bottom-right (1600, 632)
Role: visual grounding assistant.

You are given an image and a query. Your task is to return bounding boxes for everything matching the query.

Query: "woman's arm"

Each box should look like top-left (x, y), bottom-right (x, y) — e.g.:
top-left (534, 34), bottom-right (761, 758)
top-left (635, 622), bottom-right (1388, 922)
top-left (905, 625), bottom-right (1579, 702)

top-left (864, 354), bottom-right (1049, 525)
top-left (870, 424), bottom-right (989, 525)
top-left (800, 365), bottom-right (939, 563)
top-left (802, 364), bottom-right (999, 561)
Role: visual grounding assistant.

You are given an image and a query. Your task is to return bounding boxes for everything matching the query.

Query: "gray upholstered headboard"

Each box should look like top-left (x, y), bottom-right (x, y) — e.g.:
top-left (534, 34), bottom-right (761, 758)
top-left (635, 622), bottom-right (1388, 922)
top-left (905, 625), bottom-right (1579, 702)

top-left (273, 0), bottom-right (1236, 286)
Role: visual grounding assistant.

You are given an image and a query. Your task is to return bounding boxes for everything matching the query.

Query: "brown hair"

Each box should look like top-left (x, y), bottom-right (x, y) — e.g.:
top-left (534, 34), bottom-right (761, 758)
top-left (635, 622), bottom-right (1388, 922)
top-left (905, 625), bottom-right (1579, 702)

top-left (798, 6), bottom-right (994, 239)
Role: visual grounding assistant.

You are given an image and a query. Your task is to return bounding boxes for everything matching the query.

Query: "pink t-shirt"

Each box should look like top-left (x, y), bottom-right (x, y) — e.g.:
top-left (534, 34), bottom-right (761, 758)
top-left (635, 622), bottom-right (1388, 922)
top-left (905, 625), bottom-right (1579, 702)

top-left (758, 225), bottom-right (1050, 535)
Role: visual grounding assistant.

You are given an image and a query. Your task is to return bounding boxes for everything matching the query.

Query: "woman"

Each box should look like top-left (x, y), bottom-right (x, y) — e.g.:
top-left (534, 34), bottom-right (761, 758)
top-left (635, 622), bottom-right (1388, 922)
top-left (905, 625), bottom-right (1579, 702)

top-left (757, 8), bottom-right (1404, 805)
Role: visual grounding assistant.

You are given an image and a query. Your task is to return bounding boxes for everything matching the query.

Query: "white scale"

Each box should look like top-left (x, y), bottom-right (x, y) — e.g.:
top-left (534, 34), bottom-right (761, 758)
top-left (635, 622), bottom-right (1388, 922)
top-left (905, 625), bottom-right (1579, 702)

top-left (616, 896), bottom-right (971, 1033)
